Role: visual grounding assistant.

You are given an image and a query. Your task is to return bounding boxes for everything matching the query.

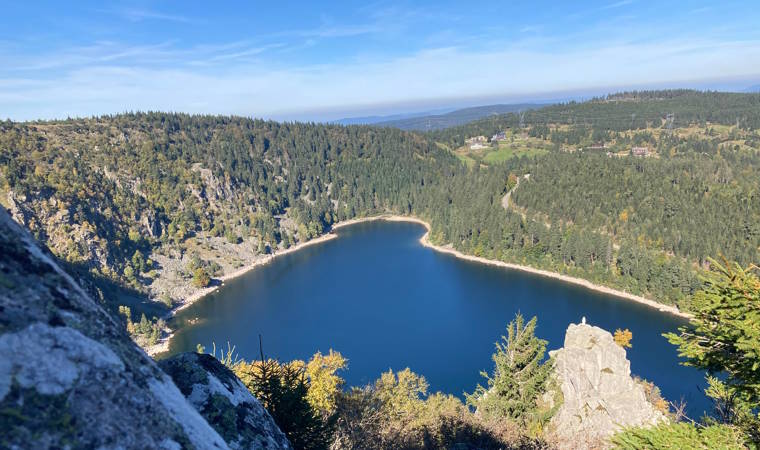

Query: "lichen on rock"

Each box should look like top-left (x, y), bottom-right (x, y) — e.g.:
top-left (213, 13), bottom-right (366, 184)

top-left (160, 352), bottom-right (292, 450)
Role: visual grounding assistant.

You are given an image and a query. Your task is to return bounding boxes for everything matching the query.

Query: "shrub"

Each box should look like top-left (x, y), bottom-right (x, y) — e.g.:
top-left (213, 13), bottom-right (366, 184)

top-left (614, 328), bottom-right (633, 348)
top-left (192, 267), bottom-right (211, 288)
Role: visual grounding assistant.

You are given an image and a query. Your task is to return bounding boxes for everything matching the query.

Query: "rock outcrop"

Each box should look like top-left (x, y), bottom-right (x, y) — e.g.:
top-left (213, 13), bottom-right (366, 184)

top-left (0, 208), bottom-right (289, 449)
top-left (548, 322), bottom-right (667, 449)
top-left (160, 353), bottom-right (292, 450)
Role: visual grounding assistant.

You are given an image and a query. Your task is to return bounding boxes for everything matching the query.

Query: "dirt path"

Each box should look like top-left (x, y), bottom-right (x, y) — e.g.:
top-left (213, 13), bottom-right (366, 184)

top-left (502, 174), bottom-right (528, 220)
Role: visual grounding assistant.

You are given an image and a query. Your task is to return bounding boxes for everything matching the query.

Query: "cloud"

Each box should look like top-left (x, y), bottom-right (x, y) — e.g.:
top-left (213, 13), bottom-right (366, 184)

top-left (520, 25), bottom-right (543, 33)
top-left (601, 0), bottom-right (634, 10)
top-left (2, 40), bottom-right (288, 73)
top-left (3, 35), bottom-right (759, 121)
top-left (116, 8), bottom-right (194, 24)
top-left (689, 6), bottom-right (712, 14)
top-left (276, 24), bottom-right (384, 39)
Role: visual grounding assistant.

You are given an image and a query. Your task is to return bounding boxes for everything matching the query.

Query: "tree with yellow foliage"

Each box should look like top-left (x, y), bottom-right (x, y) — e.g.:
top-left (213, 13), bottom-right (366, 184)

top-left (614, 328), bottom-right (633, 348)
top-left (305, 350), bottom-right (347, 416)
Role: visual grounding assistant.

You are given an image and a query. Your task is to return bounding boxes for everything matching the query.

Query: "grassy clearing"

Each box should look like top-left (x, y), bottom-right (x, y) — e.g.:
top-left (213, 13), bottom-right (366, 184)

top-left (482, 143), bottom-right (548, 164)
top-left (444, 132), bottom-right (552, 166)
top-left (455, 152), bottom-right (477, 167)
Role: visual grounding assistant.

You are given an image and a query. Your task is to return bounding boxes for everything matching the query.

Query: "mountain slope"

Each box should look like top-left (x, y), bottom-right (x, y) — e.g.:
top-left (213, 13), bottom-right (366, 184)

top-left (375, 103), bottom-right (540, 131)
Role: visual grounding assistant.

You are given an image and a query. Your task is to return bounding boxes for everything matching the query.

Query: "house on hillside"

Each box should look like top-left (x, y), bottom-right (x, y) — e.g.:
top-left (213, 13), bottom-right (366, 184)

top-left (465, 135), bottom-right (487, 145)
top-left (491, 131), bottom-right (507, 142)
top-left (586, 142), bottom-right (609, 150)
top-left (631, 146), bottom-right (650, 157)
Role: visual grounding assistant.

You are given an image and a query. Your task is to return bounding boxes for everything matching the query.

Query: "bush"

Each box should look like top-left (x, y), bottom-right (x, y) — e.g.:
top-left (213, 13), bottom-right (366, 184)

top-left (192, 267), bottom-right (211, 288)
top-left (614, 329), bottom-right (633, 348)
top-left (225, 230), bottom-right (241, 244)
top-left (331, 369), bottom-right (539, 450)
top-left (160, 294), bottom-right (173, 308)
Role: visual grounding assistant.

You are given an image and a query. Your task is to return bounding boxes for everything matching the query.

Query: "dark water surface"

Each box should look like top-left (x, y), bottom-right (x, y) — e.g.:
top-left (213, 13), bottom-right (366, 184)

top-left (167, 221), bottom-right (709, 417)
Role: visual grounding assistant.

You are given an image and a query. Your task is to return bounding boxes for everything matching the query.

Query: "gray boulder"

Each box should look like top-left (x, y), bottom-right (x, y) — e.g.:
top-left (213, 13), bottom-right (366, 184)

top-left (0, 208), bottom-right (288, 449)
top-left (548, 322), bottom-right (667, 449)
top-left (160, 352), bottom-right (292, 449)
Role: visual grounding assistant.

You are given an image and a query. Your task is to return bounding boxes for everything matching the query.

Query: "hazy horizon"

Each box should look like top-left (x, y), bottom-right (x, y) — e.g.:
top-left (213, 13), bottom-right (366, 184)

top-left (2, 0), bottom-right (760, 122)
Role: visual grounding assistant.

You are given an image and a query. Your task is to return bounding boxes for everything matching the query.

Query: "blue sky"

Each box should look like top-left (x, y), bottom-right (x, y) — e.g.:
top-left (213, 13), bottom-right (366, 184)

top-left (2, 0), bottom-right (759, 121)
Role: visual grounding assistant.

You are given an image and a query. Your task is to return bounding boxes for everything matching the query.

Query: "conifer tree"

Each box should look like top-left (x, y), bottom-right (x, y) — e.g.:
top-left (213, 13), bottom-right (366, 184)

top-left (665, 259), bottom-right (760, 444)
top-left (466, 313), bottom-right (553, 424)
top-left (235, 358), bottom-right (332, 450)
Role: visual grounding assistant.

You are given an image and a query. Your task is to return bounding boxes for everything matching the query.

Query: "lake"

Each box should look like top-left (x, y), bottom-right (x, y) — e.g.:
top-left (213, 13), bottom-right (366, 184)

top-left (166, 220), bottom-right (710, 418)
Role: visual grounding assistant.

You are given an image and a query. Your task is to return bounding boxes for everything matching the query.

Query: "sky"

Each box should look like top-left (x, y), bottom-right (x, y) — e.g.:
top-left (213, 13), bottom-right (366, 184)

top-left (2, 0), bottom-right (760, 121)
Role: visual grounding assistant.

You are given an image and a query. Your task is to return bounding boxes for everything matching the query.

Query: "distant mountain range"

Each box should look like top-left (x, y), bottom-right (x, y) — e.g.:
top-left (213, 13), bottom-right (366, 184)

top-left (336, 103), bottom-right (543, 131)
top-left (744, 84), bottom-right (760, 93)
top-left (334, 108), bottom-right (452, 126)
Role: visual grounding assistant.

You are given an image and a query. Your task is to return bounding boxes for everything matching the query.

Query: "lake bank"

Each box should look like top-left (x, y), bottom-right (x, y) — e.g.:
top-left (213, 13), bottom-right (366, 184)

top-left (146, 214), bottom-right (690, 356)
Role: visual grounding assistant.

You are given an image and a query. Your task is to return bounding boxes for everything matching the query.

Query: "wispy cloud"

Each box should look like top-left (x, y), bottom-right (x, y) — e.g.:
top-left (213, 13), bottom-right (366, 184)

top-left (602, 0), bottom-right (634, 10)
top-left (2, 40), bottom-right (291, 73)
top-left (276, 24), bottom-right (384, 39)
top-left (203, 43), bottom-right (287, 63)
top-left (93, 7), bottom-right (194, 24)
top-left (116, 8), bottom-right (194, 24)
top-left (689, 6), bottom-right (712, 14)
top-left (569, 0), bottom-right (634, 20)
top-left (2, 0), bottom-right (759, 121)
top-left (3, 34), bottom-right (759, 121)
top-left (520, 25), bottom-right (543, 33)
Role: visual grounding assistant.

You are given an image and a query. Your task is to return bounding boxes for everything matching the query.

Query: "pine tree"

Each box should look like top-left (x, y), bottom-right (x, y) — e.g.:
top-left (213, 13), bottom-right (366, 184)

top-left (466, 313), bottom-right (553, 424)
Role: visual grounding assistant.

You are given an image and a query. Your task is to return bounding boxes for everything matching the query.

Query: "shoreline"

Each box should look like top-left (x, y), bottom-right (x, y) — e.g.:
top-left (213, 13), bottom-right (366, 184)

top-left (146, 214), bottom-right (690, 356)
top-left (380, 215), bottom-right (689, 319)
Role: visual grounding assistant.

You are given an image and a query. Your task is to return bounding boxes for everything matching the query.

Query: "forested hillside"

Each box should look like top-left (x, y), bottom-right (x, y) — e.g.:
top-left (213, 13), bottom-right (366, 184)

top-left (512, 153), bottom-right (760, 266)
top-left (433, 90), bottom-right (760, 147)
top-left (2, 90), bottom-right (760, 334)
top-left (425, 90), bottom-right (760, 309)
top-left (0, 115), bottom-right (467, 347)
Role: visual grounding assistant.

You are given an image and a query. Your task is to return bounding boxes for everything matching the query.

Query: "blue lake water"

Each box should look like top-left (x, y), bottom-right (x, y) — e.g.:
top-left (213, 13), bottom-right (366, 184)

top-left (166, 220), bottom-right (710, 418)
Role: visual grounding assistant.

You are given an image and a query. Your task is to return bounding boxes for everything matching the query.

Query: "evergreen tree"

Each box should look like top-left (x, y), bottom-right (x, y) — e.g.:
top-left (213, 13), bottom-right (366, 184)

top-left (235, 359), bottom-right (333, 450)
top-left (612, 422), bottom-right (746, 450)
top-left (665, 259), bottom-right (760, 444)
top-left (466, 313), bottom-right (553, 424)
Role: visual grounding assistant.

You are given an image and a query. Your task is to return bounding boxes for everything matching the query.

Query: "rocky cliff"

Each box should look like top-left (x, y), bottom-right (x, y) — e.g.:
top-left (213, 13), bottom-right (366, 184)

top-left (547, 322), bottom-right (667, 449)
top-left (0, 207), bottom-right (290, 449)
top-left (160, 353), bottom-right (291, 449)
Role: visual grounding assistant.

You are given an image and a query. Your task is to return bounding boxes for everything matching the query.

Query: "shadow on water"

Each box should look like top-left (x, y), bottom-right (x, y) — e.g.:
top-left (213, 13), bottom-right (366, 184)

top-left (166, 220), bottom-right (711, 419)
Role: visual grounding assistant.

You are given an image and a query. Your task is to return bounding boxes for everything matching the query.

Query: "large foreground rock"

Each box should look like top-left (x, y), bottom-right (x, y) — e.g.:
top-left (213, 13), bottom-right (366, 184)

top-left (160, 353), bottom-right (292, 449)
top-left (548, 322), bottom-right (667, 449)
top-left (0, 208), bottom-right (288, 449)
